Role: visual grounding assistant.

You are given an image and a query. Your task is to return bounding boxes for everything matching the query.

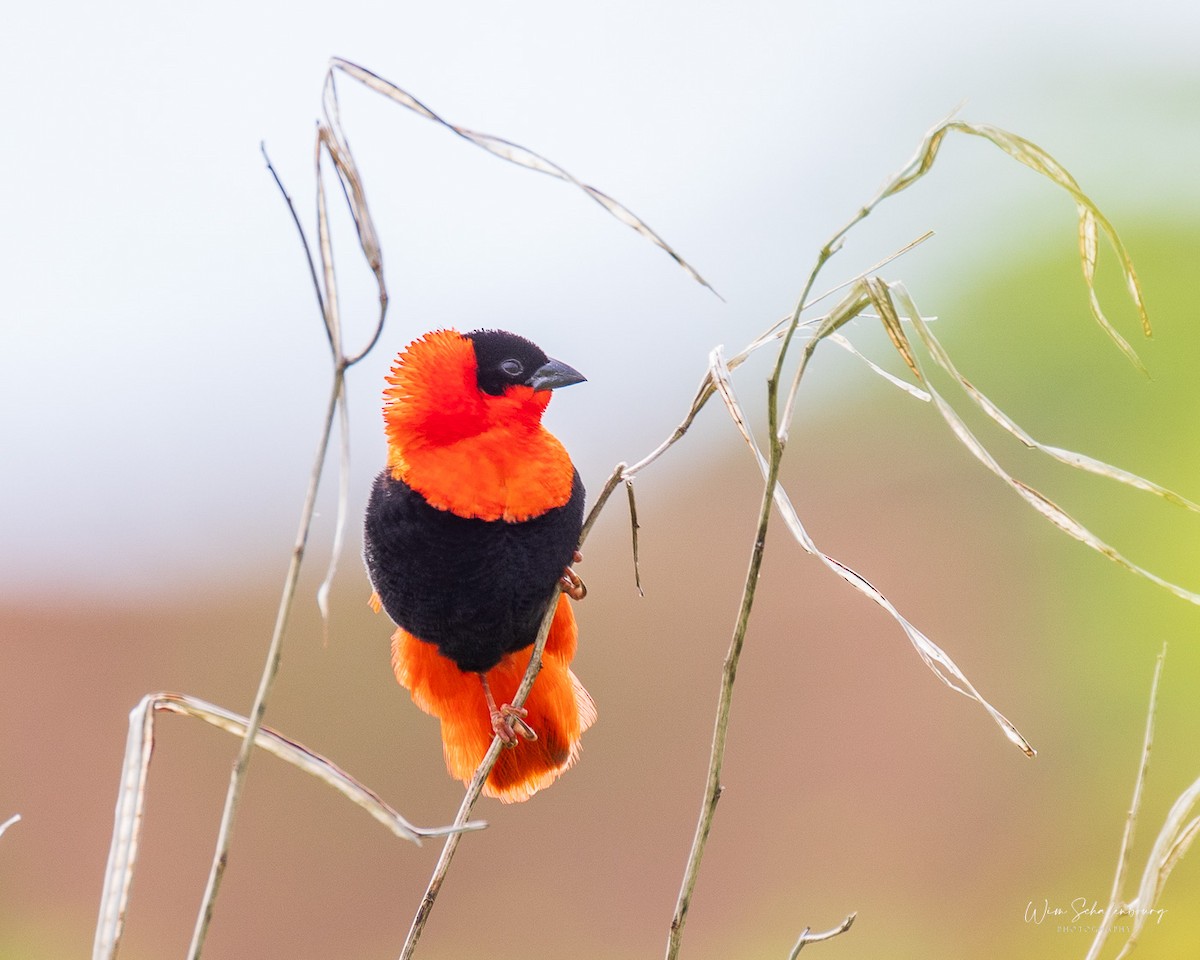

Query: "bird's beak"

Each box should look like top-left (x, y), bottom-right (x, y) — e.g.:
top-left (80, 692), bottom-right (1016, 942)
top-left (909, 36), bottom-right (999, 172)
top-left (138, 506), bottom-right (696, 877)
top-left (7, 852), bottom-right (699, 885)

top-left (529, 358), bottom-right (586, 392)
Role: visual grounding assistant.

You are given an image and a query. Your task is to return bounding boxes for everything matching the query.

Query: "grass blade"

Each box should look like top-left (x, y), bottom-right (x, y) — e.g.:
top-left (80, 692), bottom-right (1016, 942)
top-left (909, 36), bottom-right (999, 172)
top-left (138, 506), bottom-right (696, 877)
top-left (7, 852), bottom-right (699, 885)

top-left (708, 348), bottom-right (1034, 756)
top-left (827, 333), bottom-right (931, 401)
top-left (900, 301), bottom-right (1200, 512)
top-left (94, 693), bottom-right (483, 960)
top-left (859, 116), bottom-right (1149, 371)
top-left (328, 58), bottom-right (718, 298)
top-left (881, 283), bottom-right (1200, 605)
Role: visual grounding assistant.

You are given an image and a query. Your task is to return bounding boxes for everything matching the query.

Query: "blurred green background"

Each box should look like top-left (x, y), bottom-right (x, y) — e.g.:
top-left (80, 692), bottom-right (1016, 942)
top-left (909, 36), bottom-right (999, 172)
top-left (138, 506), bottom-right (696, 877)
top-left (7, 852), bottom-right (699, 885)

top-left (4, 2), bottom-right (1200, 958)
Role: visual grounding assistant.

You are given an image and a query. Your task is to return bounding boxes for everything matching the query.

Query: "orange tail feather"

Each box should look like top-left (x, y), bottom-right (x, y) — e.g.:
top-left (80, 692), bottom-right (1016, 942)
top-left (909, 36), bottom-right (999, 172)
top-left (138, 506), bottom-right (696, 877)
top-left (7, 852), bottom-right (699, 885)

top-left (392, 595), bottom-right (596, 803)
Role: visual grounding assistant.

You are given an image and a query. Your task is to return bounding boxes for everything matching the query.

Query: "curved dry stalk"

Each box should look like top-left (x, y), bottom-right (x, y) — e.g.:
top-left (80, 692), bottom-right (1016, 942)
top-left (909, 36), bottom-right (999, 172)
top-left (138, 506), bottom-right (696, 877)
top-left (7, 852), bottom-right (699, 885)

top-left (1075, 644), bottom-right (1200, 959)
top-left (0, 814), bottom-right (19, 840)
top-left (625, 479), bottom-right (645, 596)
top-left (893, 285), bottom-right (1200, 514)
top-left (94, 693), bottom-right (480, 960)
top-left (872, 117), bottom-right (1148, 369)
top-left (787, 911), bottom-right (857, 958)
top-left (777, 112), bottom-right (1154, 443)
top-left (261, 144), bottom-right (327, 338)
top-left (187, 115), bottom-right (393, 957)
top-left (1115, 775), bottom-right (1200, 957)
top-left (877, 282), bottom-right (1200, 606)
top-left (666, 260), bottom-right (819, 956)
top-left (326, 58), bottom-right (719, 299)
top-left (717, 343), bottom-right (1036, 755)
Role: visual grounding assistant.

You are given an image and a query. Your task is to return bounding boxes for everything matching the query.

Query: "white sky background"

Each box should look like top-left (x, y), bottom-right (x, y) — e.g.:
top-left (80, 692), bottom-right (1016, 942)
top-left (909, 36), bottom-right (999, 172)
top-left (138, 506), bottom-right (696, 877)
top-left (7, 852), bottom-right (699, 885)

top-left (4, 0), bottom-right (1199, 597)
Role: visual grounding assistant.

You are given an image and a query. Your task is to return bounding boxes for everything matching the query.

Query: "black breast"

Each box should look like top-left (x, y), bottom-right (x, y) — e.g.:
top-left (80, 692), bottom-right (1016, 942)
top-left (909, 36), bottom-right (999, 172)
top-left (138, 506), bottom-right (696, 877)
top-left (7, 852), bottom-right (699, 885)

top-left (363, 470), bottom-right (585, 673)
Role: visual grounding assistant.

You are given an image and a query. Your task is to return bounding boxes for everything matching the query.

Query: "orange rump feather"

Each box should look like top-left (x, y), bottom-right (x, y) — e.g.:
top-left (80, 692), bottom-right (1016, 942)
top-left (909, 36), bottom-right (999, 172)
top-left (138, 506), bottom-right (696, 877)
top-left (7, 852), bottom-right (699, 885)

top-left (392, 594), bottom-right (596, 802)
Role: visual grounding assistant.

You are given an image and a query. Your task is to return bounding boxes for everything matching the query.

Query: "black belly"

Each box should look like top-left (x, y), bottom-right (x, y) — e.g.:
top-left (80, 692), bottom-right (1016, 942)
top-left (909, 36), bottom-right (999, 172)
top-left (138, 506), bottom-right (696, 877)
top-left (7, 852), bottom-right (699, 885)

top-left (363, 469), bottom-right (585, 673)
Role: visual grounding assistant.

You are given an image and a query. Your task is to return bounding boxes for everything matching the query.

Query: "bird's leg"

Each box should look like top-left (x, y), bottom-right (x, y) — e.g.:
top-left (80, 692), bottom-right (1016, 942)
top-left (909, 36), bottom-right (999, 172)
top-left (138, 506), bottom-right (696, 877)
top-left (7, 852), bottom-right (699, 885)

top-left (478, 673), bottom-right (537, 745)
top-left (560, 549), bottom-right (587, 601)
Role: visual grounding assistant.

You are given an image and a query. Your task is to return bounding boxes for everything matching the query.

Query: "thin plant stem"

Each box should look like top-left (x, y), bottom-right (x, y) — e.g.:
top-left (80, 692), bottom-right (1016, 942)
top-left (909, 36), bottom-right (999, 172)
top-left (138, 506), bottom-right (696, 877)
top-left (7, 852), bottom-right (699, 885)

top-left (398, 585), bottom-right (563, 959)
top-left (787, 912), bottom-right (857, 957)
top-left (1084, 644), bottom-right (1167, 960)
top-left (186, 374), bottom-right (343, 959)
top-left (260, 145), bottom-right (327, 339)
top-left (188, 121), bottom-right (388, 955)
top-left (666, 451), bottom-right (782, 959)
top-left (625, 479), bottom-right (644, 596)
top-left (664, 197), bottom-right (845, 958)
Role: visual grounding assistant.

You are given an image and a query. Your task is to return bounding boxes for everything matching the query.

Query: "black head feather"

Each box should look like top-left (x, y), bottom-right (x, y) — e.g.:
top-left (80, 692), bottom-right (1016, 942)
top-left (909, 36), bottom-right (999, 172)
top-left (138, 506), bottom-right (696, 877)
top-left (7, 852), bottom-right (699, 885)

top-left (464, 329), bottom-right (584, 396)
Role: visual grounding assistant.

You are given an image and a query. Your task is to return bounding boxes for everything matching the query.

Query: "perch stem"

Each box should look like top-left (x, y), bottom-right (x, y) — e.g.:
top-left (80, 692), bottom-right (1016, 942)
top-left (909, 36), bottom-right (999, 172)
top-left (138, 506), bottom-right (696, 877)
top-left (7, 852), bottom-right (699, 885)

top-left (186, 375), bottom-right (343, 959)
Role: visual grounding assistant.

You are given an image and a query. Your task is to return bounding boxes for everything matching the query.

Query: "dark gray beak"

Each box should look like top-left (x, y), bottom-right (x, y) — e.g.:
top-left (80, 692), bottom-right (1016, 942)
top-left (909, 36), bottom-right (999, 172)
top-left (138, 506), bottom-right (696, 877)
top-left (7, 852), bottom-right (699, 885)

top-left (529, 358), bottom-right (586, 392)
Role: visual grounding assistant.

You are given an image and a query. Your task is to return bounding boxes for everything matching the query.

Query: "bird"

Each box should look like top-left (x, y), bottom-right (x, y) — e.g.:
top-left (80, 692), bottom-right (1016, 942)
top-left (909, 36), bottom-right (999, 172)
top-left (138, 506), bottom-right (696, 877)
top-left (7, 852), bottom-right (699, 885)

top-left (363, 328), bottom-right (596, 803)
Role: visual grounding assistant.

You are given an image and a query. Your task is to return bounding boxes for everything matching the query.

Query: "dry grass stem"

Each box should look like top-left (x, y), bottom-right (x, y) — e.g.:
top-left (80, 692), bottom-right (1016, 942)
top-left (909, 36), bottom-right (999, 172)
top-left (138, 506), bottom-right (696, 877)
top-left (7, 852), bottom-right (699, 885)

top-left (327, 58), bottom-right (719, 298)
top-left (1115, 775), bottom-right (1200, 957)
top-left (185, 79), bottom-right (396, 957)
top-left (0, 814), bottom-right (19, 840)
top-left (877, 282), bottom-right (1200, 605)
top-left (1083, 646), bottom-right (1164, 960)
top-left (1083, 646), bottom-right (1200, 960)
top-left (398, 588), bottom-right (563, 960)
top-left (186, 377), bottom-right (345, 960)
top-left (860, 116), bottom-right (1150, 371)
top-left (894, 288), bottom-right (1200, 513)
top-left (787, 911), bottom-right (858, 958)
top-left (625, 479), bottom-right (645, 596)
top-left (666, 366), bottom-right (784, 960)
top-left (827, 332), bottom-right (932, 400)
top-left (93, 693), bottom-right (479, 960)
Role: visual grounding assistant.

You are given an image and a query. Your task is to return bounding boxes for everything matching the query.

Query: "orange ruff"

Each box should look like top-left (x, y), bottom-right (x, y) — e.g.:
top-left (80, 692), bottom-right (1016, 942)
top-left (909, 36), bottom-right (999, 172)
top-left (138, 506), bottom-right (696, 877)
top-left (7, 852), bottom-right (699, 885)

top-left (391, 594), bottom-right (596, 803)
top-left (382, 329), bottom-right (576, 522)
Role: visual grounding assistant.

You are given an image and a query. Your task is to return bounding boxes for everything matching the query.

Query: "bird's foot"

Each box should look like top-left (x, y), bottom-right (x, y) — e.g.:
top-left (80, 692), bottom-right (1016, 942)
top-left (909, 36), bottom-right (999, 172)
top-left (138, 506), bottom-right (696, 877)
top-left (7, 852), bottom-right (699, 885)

top-left (560, 550), bottom-right (587, 601)
top-left (490, 703), bottom-right (538, 746)
top-left (480, 673), bottom-right (538, 746)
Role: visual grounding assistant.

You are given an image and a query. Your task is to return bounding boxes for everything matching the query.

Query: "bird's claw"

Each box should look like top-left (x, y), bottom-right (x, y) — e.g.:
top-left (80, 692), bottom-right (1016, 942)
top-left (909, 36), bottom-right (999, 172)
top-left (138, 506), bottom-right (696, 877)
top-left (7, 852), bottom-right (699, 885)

top-left (561, 550), bottom-right (587, 601)
top-left (491, 704), bottom-right (538, 746)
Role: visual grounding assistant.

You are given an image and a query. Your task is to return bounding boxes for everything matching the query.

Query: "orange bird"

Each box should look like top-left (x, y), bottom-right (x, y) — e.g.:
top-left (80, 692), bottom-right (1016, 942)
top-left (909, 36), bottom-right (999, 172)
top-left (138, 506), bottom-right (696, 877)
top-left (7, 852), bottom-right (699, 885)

top-left (363, 328), bottom-right (595, 802)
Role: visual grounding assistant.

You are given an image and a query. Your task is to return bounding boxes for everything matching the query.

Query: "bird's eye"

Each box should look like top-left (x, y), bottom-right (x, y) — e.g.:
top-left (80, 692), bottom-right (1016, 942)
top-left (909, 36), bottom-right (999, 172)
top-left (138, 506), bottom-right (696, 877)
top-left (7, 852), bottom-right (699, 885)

top-left (500, 359), bottom-right (524, 378)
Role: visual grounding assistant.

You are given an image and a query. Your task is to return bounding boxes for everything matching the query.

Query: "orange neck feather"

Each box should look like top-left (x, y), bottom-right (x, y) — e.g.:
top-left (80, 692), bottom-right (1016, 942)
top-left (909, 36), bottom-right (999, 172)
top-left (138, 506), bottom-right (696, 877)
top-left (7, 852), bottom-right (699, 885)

top-left (383, 330), bottom-right (575, 522)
